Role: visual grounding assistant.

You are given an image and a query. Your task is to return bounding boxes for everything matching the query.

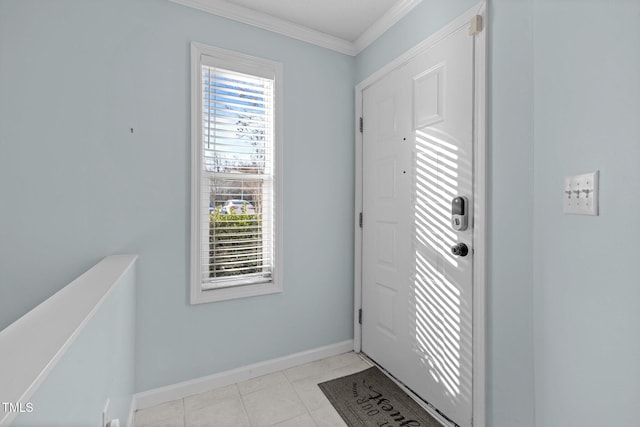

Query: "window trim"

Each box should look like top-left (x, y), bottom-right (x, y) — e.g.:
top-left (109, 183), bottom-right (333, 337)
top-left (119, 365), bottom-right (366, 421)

top-left (190, 42), bottom-right (283, 304)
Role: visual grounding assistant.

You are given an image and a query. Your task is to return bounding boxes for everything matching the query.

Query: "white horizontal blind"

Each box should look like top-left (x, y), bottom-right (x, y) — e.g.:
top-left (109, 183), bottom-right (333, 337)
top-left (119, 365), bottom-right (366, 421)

top-left (201, 64), bottom-right (275, 289)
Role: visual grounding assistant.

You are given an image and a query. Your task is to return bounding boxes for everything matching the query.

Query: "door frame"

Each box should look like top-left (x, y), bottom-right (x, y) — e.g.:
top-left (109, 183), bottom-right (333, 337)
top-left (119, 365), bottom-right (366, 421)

top-left (353, 2), bottom-right (487, 426)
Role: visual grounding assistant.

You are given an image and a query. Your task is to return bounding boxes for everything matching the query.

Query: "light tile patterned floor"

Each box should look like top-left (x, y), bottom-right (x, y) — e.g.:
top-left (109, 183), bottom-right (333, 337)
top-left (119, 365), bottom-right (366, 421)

top-left (134, 352), bottom-right (373, 427)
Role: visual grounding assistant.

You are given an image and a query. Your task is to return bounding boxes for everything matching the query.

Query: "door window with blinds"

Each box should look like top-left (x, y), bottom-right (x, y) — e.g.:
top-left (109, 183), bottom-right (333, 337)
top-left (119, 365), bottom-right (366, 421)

top-left (190, 43), bottom-right (283, 304)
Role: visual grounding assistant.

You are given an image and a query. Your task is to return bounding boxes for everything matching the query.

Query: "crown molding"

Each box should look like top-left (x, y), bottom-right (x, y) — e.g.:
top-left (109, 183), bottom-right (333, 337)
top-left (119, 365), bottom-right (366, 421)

top-left (168, 0), bottom-right (422, 56)
top-left (354, 0), bottom-right (422, 53)
top-left (169, 0), bottom-right (357, 55)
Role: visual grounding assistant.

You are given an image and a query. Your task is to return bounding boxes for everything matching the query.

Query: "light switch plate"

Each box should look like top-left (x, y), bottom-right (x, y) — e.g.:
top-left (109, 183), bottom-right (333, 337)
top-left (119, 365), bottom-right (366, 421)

top-left (563, 171), bottom-right (599, 215)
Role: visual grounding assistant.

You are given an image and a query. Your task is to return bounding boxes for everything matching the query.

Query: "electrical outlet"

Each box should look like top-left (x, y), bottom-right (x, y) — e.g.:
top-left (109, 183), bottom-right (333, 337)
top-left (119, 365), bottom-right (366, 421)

top-left (563, 171), bottom-right (599, 216)
top-left (102, 398), bottom-right (110, 427)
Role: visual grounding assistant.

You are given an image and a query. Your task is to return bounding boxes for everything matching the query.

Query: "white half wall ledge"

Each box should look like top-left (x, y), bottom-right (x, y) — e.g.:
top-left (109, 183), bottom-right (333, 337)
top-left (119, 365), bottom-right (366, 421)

top-left (134, 339), bottom-right (354, 410)
top-left (0, 255), bottom-right (138, 426)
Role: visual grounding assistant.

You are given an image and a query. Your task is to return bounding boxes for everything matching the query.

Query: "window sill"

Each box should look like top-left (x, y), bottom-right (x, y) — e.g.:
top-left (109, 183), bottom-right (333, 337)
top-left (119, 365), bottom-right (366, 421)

top-left (190, 280), bottom-right (282, 304)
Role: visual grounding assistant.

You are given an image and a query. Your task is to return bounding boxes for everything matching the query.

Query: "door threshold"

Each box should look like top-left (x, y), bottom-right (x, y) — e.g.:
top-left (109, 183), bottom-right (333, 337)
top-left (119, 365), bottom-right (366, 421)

top-left (357, 351), bottom-right (458, 427)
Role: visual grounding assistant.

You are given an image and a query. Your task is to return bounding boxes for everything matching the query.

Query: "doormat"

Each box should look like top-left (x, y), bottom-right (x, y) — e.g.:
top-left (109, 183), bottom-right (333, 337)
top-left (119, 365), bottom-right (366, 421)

top-left (318, 366), bottom-right (443, 427)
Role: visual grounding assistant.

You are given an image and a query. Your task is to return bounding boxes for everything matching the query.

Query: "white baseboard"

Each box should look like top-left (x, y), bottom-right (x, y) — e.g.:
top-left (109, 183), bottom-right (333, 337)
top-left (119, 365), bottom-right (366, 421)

top-left (133, 340), bottom-right (354, 411)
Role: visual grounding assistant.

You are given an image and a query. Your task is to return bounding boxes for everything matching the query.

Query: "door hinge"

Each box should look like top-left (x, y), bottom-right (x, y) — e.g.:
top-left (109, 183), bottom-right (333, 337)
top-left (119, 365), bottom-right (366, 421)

top-left (358, 308), bottom-right (362, 324)
top-left (359, 212), bottom-right (363, 228)
top-left (469, 15), bottom-right (483, 36)
top-left (359, 117), bottom-right (363, 133)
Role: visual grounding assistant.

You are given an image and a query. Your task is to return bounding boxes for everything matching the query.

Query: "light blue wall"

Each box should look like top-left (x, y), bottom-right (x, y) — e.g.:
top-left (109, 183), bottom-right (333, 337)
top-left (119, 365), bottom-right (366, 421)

top-left (355, 1), bottom-right (536, 426)
top-left (356, 0), bottom-right (479, 82)
top-left (532, 1), bottom-right (640, 425)
top-left (0, 0), bottom-right (355, 393)
top-left (12, 263), bottom-right (136, 427)
top-left (487, 1), bottom-right (536, 425)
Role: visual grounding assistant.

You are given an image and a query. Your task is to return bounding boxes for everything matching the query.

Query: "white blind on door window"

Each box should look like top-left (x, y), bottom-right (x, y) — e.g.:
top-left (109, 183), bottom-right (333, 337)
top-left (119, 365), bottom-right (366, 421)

top-left (201, 65), bottom-right (275, 289)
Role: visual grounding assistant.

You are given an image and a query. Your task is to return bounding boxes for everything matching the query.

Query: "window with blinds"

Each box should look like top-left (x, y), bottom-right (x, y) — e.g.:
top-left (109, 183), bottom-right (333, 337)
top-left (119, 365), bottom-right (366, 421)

top-left (191, 43), bottom-right (282, 304)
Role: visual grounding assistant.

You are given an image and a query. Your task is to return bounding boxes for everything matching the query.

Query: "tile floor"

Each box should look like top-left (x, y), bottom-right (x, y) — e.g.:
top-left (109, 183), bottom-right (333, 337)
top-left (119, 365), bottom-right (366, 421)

top-left (134, 352), bottom-right (374, 427)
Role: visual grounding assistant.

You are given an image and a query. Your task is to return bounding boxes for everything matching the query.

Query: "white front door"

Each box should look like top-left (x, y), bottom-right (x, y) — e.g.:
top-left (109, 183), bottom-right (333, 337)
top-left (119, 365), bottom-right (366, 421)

top-left (361, 21), bottom-right (475, 427)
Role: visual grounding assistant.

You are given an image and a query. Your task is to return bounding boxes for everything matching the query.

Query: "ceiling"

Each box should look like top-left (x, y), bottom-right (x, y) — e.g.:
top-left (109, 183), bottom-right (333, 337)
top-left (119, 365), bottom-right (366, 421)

top-left (222, 0), bottom-right (398, 42)
top-left (169, 0), bottom-right (423, 55)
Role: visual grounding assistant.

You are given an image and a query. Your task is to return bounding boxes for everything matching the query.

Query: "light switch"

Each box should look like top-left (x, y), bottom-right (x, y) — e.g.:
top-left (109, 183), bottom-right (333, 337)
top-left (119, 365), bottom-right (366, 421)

top-left (563, 171), bottom-right (599, 216)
